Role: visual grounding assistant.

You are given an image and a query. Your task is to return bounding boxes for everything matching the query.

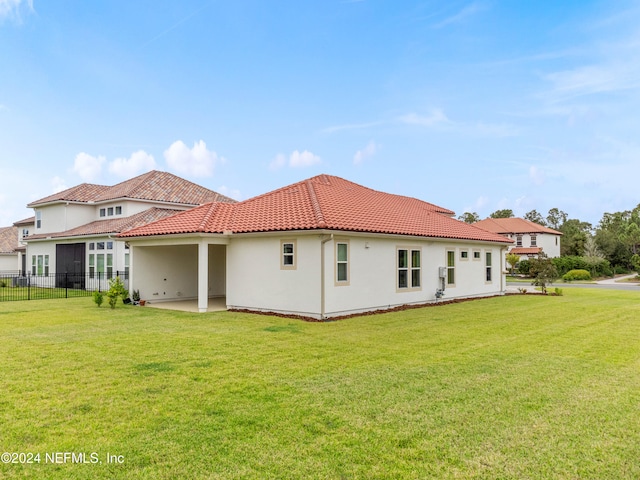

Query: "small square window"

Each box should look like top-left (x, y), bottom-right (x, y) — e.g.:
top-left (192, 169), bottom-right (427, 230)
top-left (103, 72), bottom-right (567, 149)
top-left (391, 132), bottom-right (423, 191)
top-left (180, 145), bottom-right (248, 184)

top-left (97, 242), bottom-right (105, 250)
top-left (460, 250), bottom-right (468, 260)
top-left (107, 241), bottom-right (113, 250)
top-left (89, 242), bottom-right (95, 250)
top-left (99, 208), bottom-right (106, 217)
top-left (107, 207), bottom-right (114, 216)
top-left (473, 251), bottom-right (481, 260)
top-left (115, 206), bottom-right (122, 215)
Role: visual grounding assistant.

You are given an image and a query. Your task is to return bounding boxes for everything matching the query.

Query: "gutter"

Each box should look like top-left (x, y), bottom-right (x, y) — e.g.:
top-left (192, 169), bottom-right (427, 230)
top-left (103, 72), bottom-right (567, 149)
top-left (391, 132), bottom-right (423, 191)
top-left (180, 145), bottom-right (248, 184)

top-left (320, 233), bottom-right (334, 320)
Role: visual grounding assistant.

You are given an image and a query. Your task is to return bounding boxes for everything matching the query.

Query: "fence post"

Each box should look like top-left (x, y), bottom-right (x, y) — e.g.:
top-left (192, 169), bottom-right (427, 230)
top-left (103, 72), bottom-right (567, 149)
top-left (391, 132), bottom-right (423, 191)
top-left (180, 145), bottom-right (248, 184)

top-left (27, 273), bottom-right (31, 301)
top-left (65, 273), bottom-right (68, 299)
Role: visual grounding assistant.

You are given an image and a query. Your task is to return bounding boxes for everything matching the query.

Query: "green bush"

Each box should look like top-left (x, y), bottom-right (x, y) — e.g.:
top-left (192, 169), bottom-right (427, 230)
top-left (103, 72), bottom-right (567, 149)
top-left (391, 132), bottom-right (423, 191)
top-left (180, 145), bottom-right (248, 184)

top-left (517, 259), bottom-right (531, 275)
top-left (0, 279), bottom-right (7, 288)
top-left (563, 269), bottom-right (592, 282)
top-left (93, 291), bottom-right (103, 307)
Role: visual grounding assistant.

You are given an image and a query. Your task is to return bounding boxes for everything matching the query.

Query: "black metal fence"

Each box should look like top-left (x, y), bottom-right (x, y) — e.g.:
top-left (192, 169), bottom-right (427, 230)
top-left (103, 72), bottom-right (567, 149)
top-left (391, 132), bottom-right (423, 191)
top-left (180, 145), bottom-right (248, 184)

top-left (0, 272), bottom-right (129, 302)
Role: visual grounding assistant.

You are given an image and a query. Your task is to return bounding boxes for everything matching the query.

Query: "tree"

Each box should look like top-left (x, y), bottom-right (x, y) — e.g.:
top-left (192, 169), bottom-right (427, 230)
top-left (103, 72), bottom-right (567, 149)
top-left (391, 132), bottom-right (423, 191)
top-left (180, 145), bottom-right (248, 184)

top-left (458, 212), bottom-right (480, 224)
top-left (529, 254), bottom-right (558, 294)
top-left (524, 209), bottom-right (547, 226)
top-left (490, 209), bottom-right (514, 219)
top-left (546, 208), bottom-right (568, 230)
top-left (506, 252), bottom-right (520, 276)
top-left (559, 219), bottom-right (592, 256)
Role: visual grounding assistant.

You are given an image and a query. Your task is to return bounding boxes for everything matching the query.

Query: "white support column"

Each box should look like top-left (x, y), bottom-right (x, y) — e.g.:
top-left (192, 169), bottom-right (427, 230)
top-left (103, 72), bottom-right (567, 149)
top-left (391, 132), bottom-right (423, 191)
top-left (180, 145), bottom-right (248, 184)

top-left (198, 240), bottom-right (209, 313)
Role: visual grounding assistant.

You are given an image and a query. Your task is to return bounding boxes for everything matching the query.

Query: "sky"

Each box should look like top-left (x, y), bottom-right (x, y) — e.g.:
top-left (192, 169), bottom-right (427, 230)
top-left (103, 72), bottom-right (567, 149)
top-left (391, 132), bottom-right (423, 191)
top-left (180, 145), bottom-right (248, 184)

top-left (1, 0), bottom-right (640, 228)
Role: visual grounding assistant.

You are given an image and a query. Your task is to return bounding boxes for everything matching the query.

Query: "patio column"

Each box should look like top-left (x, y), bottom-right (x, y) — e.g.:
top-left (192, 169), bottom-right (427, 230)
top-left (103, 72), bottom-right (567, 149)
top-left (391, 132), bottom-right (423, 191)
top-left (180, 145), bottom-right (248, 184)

top-left (198, 241), bottom-right (209, 313)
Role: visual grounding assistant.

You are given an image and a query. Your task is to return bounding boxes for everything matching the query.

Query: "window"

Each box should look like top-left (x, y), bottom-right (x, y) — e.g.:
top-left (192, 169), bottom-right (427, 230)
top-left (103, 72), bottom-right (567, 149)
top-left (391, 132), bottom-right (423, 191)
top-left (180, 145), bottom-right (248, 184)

top-left (555, 237), bottom-right (558, 246)
top-left (473, 250), bottom-right (481, 260)
top-left (398, 248), bottom-right (421, 290)
top-left (485, 252), bottom-right (492, 282)
top-left (96, 254), bottom-right (105, 278)
top-left (107, 207), bottom-right (114, 216)
top-left (107, 241), bottom-right (113, 250)
top-left (99, 208), bottom-right (106, 217)
top-left (89, 242), bottom-right (95, 250)
top-left (31, 255), bottom-right (36, 275)
top-left (89, 255), bottom-right (95, 279)
top-left (531, 235), bottom-right (537, 247)
top-left (107, 254), bottom-right (113, 278)
top-left (446, 250), bottom-right (455, 285)
top-left (460, 250), bottom-right (469, 260)
top-left (516, 235), bottom-right (523, 247)
top-left (97, 242), bottom-right (105, 250)
top-left (115, 206), bottom-right (122, 215)
top-left (22, 228), bottom-right (29, 238)
top-left (44, 255), bottom-right (49, 276)
top-left (36, 211), bottom-right (42, 229)
top-left (35, 255), bottom-right (47, 276)
top-left (281, 240), bottom-right (296, 269)
top-left (336, 242), bottom-right (349, 283)
top-left (124, 253), bottom-right (130, 279)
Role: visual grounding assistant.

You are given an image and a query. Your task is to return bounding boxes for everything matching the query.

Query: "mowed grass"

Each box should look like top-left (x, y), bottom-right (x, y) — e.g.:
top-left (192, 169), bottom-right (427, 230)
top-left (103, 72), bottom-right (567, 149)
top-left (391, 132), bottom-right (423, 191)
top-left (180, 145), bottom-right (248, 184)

top-left (1, 290), bottom-right (640, 479)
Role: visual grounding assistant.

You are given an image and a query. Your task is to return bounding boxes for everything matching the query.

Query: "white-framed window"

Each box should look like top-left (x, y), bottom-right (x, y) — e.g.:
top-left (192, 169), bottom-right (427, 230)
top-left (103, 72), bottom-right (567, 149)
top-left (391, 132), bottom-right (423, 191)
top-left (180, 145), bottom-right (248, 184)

top-left (124, 253), bottom-right (130, 278)
top-left (460, 249), bottom-right (469, 261)
top-left (32, 255), bottom-right (49, 276)
top-left (107, 241), bottom-right (113, 250)
top-left (473, 250), bottom-right (481, 260)
top-left (516, 235), bottom-right (523, 247)
top-left (107, 207), bottom-right (114, 216)
top-left (281, 240), bottom-right (296, 270)
top-left (446, 250), bottom-right (455, 286)
top-left (97, 242), bottom-right (105, 250)
top-left (89, 242), bottom-right (95, 250)
top-left (485, 251), bottom-right (492, 282)
top-left (99, 208), bottom-right (106, 217)
top-left (115, 206), bottom-right (122, 215)
top-left (89, 255), bottom-right (95, 278)
top-left (107, 254), bottom-right (113, 278)
top-left (531, 235), bottom-right (537, 247)
top-left (36, 211), bottom-right (42, 229)
top-left (96, 254), bottom-right (105, 278)
top-left (336, 241), bottom-right (349, 284)
top-left (398, 247), bottom-right (421, 290)
top-left (22, 228), bottom-right (29, 238)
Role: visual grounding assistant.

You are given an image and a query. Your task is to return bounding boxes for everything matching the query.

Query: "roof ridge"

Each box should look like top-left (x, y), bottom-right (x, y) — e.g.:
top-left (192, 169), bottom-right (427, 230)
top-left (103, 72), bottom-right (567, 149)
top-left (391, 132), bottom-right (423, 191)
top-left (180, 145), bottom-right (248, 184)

top-left (305, 179), bottom-right (327, 229)
top-left (198, 202), bottom-right (220, 232)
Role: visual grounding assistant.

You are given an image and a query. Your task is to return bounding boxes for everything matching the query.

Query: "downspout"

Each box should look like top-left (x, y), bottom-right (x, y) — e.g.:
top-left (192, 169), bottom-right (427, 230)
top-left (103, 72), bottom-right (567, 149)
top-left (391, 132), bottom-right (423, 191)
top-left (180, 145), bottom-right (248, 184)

top-left (501, 246), bottom-right (507, 293)
top-left (320, 233), bottom-right (333, 320)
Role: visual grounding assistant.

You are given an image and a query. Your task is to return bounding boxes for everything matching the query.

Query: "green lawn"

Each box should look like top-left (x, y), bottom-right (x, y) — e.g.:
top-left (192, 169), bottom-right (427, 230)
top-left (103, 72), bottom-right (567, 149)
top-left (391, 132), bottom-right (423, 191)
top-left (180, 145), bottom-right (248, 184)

top-left (1, 290), bottom-right (639, 479)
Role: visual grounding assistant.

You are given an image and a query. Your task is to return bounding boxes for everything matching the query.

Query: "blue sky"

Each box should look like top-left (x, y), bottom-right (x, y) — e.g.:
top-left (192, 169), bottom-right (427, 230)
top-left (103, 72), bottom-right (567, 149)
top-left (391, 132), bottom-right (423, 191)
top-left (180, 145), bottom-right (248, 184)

top-left (1, 0), bottom-right (639, 228)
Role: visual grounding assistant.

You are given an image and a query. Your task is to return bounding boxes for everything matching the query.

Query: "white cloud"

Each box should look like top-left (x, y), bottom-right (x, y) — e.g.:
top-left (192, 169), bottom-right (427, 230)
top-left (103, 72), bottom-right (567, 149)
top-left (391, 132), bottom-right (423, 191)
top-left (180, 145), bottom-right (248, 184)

top-left (353, 141), bottom-right (379, 165)
top-left (399, 109), bottom-right (450, 127)
top-left (271, 150), bottom-right (321, 169)
top-left (51, 176), bottom-right (67, 193)
top-left (216, 185), bottom-right (242, 201)
top-left (109, 150), bottom-right (156, 177)
top-left (72, 152), bottom-right (106, 182)
top-left (164, 140), bottom-right (222, 177)
top-left (290, 150), bottom-right (321, 168)
top-left (0, 0), bottom-right (33, 21)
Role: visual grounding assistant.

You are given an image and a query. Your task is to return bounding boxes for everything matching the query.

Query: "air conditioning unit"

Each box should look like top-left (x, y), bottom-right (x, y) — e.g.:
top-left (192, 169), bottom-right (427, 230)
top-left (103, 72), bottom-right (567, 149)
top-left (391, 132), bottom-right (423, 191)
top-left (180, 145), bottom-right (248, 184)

top-left (439, 267), bottom-right (447, 279)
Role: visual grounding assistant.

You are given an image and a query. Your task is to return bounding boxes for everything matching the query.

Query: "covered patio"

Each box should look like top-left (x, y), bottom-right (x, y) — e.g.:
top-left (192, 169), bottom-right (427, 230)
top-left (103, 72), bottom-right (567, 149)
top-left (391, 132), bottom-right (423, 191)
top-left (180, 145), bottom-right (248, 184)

top-left (144, 297), bottom-right (227, 313)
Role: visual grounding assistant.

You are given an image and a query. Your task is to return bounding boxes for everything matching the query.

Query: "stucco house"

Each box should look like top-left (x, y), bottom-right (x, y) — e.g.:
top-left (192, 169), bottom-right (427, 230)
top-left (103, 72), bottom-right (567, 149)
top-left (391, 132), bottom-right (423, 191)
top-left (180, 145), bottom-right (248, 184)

top-left (0, 225), bottom-right (20, 273)
top-left (473, 217), bottom-right (562, 260)
top-left (24, 171), bottom-right (235, 288)
top-left (120, 174), bottom-right (513, 319)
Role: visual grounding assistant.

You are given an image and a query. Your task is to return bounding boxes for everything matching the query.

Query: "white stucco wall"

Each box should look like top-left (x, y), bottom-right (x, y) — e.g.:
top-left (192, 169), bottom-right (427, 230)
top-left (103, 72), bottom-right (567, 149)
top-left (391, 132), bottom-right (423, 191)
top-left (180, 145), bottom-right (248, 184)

top-left (226, 233), bottom-right (507, 319)
top-left (226, 235), bottom-right (322, 316)
top-left (0, 254), bottom-right (19, 273)
top-left (35, 204), bottom-right (96, 235)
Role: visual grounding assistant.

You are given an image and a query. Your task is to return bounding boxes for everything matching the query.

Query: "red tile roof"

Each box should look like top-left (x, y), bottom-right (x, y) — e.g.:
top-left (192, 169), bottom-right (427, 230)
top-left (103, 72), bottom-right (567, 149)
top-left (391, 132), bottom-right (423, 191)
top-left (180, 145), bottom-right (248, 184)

top-left (13, 216), bottom-right (35, 227)
top-left (121, 175), bottom-right (513, 244)
top-left (28, 171), bottom-right (236, 207)
top-left (510, 247), bottom-right (542, 255)
top-left (0, 226), bottom-right (18, 253)
top-left (473, 217), bottom-right (562, 235)
top-left (26, 208), bottom-right (183, 240)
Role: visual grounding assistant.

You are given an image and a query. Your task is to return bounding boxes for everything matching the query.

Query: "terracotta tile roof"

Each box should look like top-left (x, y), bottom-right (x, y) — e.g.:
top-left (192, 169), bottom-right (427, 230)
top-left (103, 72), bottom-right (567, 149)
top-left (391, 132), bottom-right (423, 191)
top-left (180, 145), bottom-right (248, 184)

top-left (28, 171), bottom-right (236, 207)
top-left (510, 247), bottom-right (542, 255)
top-left (121, 175), bottom-right (513, 244)
top-left (0, 226), bottom-right (18, 253)
top-left (26, 208), bottom-right (182, 240)
top-left (473, 217), bottom-right (562, 235)
top-left (13, 216), bottom-right (35, 227)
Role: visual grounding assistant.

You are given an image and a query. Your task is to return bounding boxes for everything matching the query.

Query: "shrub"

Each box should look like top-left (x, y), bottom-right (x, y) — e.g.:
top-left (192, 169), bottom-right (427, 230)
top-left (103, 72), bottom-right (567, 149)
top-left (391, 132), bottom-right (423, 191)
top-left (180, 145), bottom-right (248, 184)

top-left (93, 291), bottom-right (104, 307)
top-left (554, 287), bottom-right (563, 296)
top-left (106, 276), bottom-right (128, 309)
top-left (563, 269), bottom-right (591, 282)
top-left (517, 259), bottom-right (531, 276)
top-left (0, 279), bottom-right (7, 288)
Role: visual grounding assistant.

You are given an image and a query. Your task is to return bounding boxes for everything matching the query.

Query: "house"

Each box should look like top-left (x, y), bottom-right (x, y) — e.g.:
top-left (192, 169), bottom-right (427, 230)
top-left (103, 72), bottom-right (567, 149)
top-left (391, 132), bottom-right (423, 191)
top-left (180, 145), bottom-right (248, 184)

top-left (24, 170), bottom-right (235, 288)
top-left (473, 217), bottom-right (562, 260)
top-left (0, 225), bottom-right (19, 273)
top-left (120, 174), bottom-right (513, 319)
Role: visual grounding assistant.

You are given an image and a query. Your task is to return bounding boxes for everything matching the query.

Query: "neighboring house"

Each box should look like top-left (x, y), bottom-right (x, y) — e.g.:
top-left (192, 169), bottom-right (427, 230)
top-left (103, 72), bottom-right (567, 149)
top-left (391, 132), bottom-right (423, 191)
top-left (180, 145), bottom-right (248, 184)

top-left (121, 174), bottom-right (513, 319)
top-left (13, 216), bottom-right (35, 275)
top-left (473, 217), bottom-right (562, 260)
top-left (0, 225), bottom-right (19, 273)
top-left (24, 170), bottom-right (235, 288)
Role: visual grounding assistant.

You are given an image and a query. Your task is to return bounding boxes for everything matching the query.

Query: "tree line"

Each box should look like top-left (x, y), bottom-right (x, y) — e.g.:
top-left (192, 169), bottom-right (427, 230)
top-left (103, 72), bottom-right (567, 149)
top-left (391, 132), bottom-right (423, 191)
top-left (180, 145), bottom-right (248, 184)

top-left (459, 205), bottom-right (640, 272)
